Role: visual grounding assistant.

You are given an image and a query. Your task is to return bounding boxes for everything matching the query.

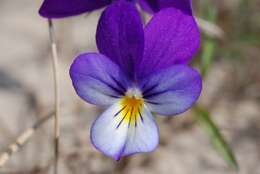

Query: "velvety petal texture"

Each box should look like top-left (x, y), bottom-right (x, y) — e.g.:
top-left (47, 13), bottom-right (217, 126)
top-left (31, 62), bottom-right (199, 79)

top-left (39, 0), bottom-right (111, 18)
top-left (70, 53), bottom-right (130, 106)
top-left (140, 65), bottom-right (202, 116)
top-left (69, 0), bottom-right (202, 161)
top-left (91, 100), bottom-right (159, 160)
top-left (96, 0), bottom-right (144, 79)
top-left (138, 0), bottom-right (192, 14)
top-left (137, 8), bottom-right (200, 79)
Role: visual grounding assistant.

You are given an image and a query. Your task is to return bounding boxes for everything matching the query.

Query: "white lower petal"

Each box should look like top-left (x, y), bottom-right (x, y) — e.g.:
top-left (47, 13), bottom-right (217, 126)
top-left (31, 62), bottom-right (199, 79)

top-left (122, 104), bottom-right (159, 156)
top-left (90, 102), bottom-right (129, 160)
top-left (90, 99), bottom-right (159, 160)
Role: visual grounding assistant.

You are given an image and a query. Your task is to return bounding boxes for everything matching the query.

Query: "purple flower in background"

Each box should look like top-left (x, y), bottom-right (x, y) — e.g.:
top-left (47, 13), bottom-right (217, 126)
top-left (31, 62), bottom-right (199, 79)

top-left (70, 1), bottom-right (201, 160)
top-left (39, 0), bottom-right (192, 18)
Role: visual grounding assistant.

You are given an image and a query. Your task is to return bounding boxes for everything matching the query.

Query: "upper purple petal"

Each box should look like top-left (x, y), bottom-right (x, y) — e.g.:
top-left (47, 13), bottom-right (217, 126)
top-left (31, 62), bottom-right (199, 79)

top-left (96, 0), bottom-right (144, 80)
top-left (138, 0), bottom-right (192, 15)
top-left (70, 53), bottom-right (130, 106)
top-left (139, 65), bottom-right (202, 116)
top-left (137, 8), bottom-right (200, 79)
top-left (39, 0), bottom-right (111, 18)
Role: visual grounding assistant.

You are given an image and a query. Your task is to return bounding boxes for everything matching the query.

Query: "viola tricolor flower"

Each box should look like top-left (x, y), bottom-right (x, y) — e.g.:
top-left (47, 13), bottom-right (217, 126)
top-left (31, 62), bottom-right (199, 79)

top-left (39, 0), bottom-right (192, 18)
top-left (70, 1), bottom-right (201, 160)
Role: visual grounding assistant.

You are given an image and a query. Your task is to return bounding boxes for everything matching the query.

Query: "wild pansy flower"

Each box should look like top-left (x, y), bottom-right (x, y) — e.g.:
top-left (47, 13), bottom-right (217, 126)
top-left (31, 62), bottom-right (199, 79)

top-left (39, 0), bottom-right (192, 18)
top-left (70, 1), bottom-right (201, 160)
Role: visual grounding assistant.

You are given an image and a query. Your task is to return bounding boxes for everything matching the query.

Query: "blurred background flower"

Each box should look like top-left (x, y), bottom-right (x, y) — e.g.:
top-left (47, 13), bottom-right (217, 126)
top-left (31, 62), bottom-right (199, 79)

top-left (39, 0), bottom-right (192, 18)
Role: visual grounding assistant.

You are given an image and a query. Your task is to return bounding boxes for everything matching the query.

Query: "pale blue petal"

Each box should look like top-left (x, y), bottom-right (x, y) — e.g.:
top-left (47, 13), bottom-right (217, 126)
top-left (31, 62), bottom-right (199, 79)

top-left (70, 53), bottom-right (130, 107)
top-left (140, 65), bottom-right (202, 116)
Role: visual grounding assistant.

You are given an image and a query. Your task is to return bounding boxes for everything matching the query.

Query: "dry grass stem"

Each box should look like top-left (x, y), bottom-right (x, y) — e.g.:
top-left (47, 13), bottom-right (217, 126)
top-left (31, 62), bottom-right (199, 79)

top-left (48, 19), bottom-right (61, 174)
top-left (0, 112), bottom-right (54, 168)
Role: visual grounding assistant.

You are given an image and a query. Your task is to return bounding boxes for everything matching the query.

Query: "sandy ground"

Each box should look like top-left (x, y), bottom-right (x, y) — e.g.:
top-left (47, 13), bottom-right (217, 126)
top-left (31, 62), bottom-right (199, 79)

top-left (0, 0), bottom-right (260, 174)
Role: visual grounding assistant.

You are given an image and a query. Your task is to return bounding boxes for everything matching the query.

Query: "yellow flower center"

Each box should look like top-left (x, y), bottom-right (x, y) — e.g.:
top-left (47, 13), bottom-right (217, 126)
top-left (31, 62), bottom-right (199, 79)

top-left (119, 96), bottom-right (144, 127)
top-left (115, 87), bottom-right (144, 128)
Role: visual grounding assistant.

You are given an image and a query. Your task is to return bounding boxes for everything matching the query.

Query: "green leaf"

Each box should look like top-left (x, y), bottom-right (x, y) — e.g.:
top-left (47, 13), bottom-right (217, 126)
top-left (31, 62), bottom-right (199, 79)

top-left (199, 0), bottom-right (217, 77)
top-left (201, 39), bottom-right (216, 77)
top-left (193, 106), bottom-right (239, 171)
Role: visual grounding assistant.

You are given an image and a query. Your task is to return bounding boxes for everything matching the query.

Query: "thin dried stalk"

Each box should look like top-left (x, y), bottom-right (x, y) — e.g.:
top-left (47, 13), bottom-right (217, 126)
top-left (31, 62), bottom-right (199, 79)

top-left (0, 112), bottom-right (54, 168)
top-left (48, 19), bottom-right (60, 174)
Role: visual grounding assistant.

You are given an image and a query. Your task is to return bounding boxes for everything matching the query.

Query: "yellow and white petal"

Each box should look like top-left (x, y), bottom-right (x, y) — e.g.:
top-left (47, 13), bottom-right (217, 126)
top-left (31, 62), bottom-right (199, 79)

top-left (122, 104), bottom-right (159, 157)
top-left (90, 97), bottom-right (159, 160)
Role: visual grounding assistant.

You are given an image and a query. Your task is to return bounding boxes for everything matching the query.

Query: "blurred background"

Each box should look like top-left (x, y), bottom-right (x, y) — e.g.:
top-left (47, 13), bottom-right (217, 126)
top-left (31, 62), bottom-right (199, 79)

top-left (0, 0), bottom-right (259, 173)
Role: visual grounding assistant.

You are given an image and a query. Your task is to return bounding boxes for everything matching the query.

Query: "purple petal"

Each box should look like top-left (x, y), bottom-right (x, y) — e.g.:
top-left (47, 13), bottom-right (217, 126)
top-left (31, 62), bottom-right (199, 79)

top-left (137, 8), bottom-right (200, 79)
top-left (96, 0), bottom-right (144, 80)
top-left (138, 0), bottom-right (192, 15)
top-left (91, 100), bottom-right (159, 160)
top-left (70, 53), bottom-right (130, 106)
top-left (39, 0), bottom-right (111, 18)
top-left (140, 65), bottom-right (202, 116)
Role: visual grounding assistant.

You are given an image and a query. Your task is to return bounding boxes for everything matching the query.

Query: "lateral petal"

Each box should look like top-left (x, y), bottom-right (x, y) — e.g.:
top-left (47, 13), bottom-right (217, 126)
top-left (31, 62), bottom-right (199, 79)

top-left (70, 53), bottom-right (130, 106)
top-left (140, 65), bottom-right (202, 116)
